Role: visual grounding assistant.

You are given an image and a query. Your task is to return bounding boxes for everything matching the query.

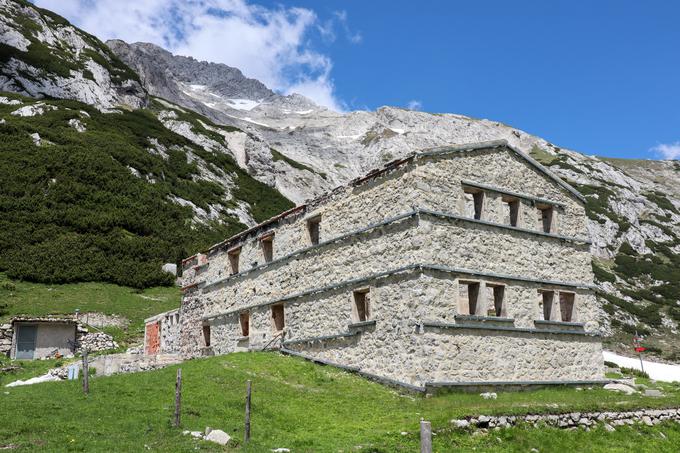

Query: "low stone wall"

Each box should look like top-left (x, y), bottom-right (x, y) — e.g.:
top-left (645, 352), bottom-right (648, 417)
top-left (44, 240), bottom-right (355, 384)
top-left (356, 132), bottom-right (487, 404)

top-left (77, 331), bottom-right (118, 352)
top-left (450, 407), bottom-right (680, 431)
top-left (0, 323), bottom-right (12, 357)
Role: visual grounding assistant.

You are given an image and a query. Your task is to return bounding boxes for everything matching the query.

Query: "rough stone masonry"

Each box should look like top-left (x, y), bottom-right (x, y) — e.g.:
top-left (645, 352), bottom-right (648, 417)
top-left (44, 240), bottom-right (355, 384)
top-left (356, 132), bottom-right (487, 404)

top-left (146, 140), bottom-right (606, 390)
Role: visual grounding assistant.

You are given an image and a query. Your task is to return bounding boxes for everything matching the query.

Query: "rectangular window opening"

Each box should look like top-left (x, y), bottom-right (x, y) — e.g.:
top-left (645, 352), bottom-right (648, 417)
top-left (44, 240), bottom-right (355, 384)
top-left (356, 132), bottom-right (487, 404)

top-left (202, 324), bottom-right (211, 347)
top-left (486, 284), bottom-right (506, 317)
top-left (261, 234), bottom-right (274, 263)
top-left (353, 289), bottom-right (370, 322)
top-left (239, 311), bottom-right (250, 337)
top-left (463, 189), bottom-right (484, 220)
top-left (538, 205), bottom-right (554, 233)
top-left (559, 292), bottom-right (576, 322)
top-left (307, 216), bottom-right (321, 245)
top-left (228, 247), bottom-right (241, 275)
top-left (502, 197), bottom-right (520, 227)
top-left (540, 290), bottom-right (556, 321)
top-left (271, 304), bottom-right (285, 332)
top-left (459, 281), bottom-right (481, 315)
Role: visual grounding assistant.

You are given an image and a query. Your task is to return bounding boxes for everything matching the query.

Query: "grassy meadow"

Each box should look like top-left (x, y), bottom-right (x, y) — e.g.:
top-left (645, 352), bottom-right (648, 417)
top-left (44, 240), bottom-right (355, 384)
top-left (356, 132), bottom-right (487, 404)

top-left (1, 352), bottom-right (680, 452)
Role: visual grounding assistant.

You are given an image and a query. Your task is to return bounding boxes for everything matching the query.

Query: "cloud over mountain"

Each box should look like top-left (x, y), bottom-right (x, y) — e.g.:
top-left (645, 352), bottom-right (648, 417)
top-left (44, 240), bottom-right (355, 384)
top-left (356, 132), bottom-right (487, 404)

top-left (33, 0), bottom-right (344, 110)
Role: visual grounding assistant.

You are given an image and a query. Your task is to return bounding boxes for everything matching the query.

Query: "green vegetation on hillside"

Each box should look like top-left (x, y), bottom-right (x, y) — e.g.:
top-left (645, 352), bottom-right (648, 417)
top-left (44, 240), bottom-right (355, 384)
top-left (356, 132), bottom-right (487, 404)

top-left (0, 273), bottom-right (179, 345)
top-left (0, 92), bottom-right (292, 287)
top-left (1, 353), bottom-right (679, 452)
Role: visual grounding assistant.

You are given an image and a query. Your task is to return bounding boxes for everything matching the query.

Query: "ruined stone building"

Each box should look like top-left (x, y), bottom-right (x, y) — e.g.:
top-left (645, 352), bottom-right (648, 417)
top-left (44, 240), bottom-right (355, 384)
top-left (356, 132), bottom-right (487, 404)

top-left (146, 140), bottom-right (605, 390)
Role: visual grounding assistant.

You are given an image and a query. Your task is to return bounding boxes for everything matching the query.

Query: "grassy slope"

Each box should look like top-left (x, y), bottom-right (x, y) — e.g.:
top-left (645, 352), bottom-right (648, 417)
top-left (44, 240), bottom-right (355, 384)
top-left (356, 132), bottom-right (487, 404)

top-left (1, 353), bottom-right (680, 452)
top-left (0, 272), bottom-right (180, 346)
top-left (0, 92), bottom-right (292, 288)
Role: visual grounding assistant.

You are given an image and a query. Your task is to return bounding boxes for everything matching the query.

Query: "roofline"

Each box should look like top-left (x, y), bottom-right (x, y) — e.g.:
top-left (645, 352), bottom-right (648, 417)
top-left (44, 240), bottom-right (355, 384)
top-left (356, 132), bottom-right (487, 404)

top-left (194, 140), bottom-right (586, 259)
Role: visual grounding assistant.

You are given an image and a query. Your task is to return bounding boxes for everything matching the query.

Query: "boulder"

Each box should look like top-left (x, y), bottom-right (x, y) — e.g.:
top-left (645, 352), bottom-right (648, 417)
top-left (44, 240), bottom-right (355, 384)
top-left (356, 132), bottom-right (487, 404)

top-left (644, 389), bottom-right (664, 397)
top-left (205, 429), bottom-right (231, 446)
top-left (603, 383), bottom-right (636, 395)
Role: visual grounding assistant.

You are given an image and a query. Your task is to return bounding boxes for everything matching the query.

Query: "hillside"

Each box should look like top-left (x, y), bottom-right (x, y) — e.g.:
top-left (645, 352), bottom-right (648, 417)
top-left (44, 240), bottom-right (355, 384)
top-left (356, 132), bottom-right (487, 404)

top-left (1, 353), bottom-right (680, 451)
top-left (0, 91), bottom-right (292, 287)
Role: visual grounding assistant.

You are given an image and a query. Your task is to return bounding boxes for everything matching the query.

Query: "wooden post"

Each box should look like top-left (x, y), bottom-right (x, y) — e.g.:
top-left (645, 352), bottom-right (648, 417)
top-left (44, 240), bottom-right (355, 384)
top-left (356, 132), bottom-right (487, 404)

top-left (244, 380), bottom-right (252, 443)
top-left (420, 420), bottom-right (432, 453)
top-left (82, 349), bottom-right (89, 395)
top-left (173, 368), bottom-right (182, 428)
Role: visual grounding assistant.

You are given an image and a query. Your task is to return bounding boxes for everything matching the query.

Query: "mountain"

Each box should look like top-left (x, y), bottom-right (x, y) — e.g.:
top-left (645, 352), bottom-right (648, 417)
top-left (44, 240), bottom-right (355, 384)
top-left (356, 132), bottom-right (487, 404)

top-left (0, 1), bottom-right (293, 288)
top-left (109, 41), bottom-right (680, 360)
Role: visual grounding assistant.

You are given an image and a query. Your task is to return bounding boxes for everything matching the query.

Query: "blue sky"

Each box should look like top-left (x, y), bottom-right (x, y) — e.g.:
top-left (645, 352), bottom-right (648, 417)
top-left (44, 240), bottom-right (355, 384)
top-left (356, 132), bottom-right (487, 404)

top-left (36, 0), bottom-right (680, 159)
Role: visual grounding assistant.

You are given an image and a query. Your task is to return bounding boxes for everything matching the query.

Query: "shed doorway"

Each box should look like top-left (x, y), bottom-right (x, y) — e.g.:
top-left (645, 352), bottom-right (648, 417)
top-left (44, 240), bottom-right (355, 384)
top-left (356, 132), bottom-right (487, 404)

top-left (16, 325), bottom-right (37, 360)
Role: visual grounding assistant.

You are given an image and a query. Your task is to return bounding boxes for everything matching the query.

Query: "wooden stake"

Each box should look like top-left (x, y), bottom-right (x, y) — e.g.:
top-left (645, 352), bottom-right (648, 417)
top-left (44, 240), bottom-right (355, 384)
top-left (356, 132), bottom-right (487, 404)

top-left (420, 420), bottom-right (432, 453)
top-left (82, 349), bottom-right (89, 395)
top-left (173, 368), bottom-right (182, 428)
top-left (244, 380), bottom-right (252, 443)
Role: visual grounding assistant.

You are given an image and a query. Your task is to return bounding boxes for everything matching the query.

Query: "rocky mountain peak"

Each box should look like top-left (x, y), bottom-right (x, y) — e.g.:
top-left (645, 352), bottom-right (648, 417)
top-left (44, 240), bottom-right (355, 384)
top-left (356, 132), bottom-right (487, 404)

top-left (0, 0), bottom-right (146, 110)
top-left (106, 40), bottom-right (275, 101)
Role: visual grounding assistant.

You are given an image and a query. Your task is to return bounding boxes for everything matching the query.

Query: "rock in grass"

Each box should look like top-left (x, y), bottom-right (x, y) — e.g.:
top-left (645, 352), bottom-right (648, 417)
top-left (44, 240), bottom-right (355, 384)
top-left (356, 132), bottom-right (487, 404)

top-left (205, 429), bottom-right (231, 445)
top-left (480, 392), bottom-right (497, 399)
top-left (644, 389), bottom-right (664, 397)
top-left (451, 419), bottom-right (470, 428)
top-left (603, 383), bottom-right (636, 395)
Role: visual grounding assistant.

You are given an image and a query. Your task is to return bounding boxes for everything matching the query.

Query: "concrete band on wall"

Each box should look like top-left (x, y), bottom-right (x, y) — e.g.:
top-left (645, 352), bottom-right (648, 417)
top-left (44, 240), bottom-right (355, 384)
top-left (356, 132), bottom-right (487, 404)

top-left (194, 207), bottom-right (591, 295)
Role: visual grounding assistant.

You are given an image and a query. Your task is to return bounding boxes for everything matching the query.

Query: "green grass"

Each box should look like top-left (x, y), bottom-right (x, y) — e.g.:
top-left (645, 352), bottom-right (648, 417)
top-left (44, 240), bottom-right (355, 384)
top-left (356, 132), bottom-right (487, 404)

top-left (0, 272), bottom-right (179, 346)
top-left (1, 353), bottom-right (680, 452)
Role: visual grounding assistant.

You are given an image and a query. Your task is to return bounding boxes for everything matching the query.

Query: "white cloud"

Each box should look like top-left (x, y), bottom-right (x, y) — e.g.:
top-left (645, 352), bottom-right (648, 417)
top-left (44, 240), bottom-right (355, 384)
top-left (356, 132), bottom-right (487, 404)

top-left (406, 100), bottom-right (422, 111)
top-left (333, 10), bottom-right (362, 44)
top-left (650, 142), bottom-right (680, 160)
top-left (33, 0), bottom-right (345, 111)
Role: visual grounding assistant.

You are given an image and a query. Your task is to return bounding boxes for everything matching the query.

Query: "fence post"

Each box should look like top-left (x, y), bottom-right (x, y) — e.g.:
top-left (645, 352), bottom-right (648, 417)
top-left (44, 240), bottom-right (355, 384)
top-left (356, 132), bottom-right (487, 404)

top-left (244, 380), bottom-right (252, 443)
top-left (174, 368), bottom-right (182, 428)
top-left (82, 349), bottom-right (89, 395)
top-left (420, 420), bottom-right (432, 453)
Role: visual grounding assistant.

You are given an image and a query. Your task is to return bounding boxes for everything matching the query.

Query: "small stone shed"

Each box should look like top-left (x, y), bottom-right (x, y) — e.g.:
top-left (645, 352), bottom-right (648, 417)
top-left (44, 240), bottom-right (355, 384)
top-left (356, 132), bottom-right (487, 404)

top-left (6, 317), bottom-right (77, 360)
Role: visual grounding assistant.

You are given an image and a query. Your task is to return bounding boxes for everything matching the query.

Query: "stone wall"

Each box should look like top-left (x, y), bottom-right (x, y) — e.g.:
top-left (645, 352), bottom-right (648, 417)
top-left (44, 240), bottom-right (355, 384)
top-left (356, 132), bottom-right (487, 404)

top-left (201, 271), bottom-right (603, 387)
top-left (449, 407), bottom-right (680, 431)
top-left (0, 323), bottom-right (12, 357)
top-left (413, 149), bottom-right (588, 238)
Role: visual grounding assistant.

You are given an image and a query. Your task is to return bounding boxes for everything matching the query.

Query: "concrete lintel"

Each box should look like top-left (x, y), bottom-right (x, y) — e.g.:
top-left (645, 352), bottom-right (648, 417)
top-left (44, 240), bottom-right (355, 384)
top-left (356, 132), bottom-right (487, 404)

top-left (454, 315), bottom-right (515, 323)
top-left (348, 320), bottom-right (377, 329)
top-left (423, 321), bottom-right (599, 337)
top-left (533, 319), bottom-right (586, 328)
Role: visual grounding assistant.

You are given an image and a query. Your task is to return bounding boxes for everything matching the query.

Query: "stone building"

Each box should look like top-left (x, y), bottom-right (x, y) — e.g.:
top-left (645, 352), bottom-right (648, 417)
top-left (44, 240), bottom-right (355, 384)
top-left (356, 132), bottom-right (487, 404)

top-left (149, 140), bottom-right (605, 390)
